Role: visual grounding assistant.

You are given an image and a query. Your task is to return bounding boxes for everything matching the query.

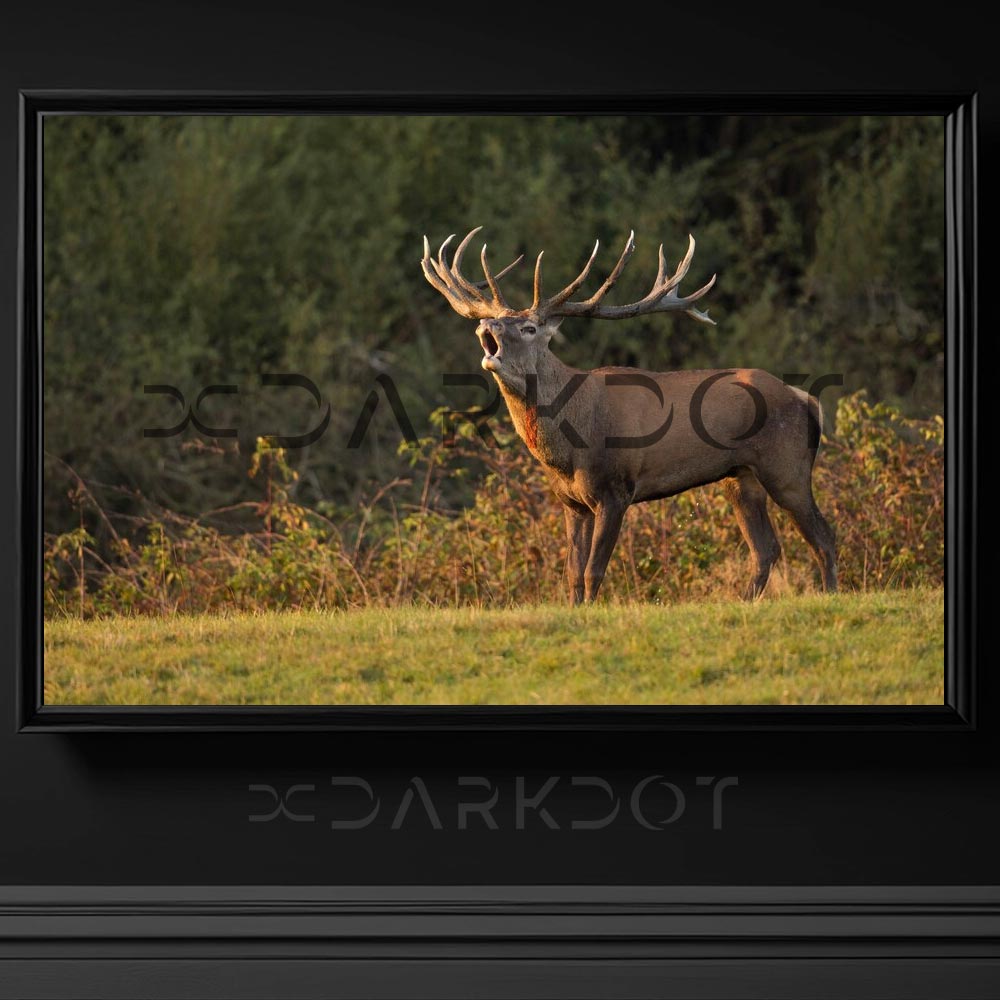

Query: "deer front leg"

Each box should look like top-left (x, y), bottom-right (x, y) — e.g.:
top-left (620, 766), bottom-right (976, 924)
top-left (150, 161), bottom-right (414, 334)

top-left (563, 505), bottom-right (595, 605)
top-left (584, 498), bottom-right (627, 602)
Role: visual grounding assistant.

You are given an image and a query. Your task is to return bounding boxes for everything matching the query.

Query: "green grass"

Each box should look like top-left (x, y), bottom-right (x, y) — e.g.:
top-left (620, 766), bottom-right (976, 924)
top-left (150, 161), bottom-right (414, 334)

top-left (43, 588), bottom-right (944, 706)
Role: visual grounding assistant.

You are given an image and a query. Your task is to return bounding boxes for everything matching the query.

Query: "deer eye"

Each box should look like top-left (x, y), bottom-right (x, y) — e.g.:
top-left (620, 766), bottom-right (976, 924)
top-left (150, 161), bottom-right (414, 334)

top-left (522, 324), bottom-right (536, 335)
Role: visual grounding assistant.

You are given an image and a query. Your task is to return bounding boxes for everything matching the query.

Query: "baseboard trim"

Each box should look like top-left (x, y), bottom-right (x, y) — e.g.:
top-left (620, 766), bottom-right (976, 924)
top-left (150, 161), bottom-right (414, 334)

top-left (2, 885), bottom-right (999, 997)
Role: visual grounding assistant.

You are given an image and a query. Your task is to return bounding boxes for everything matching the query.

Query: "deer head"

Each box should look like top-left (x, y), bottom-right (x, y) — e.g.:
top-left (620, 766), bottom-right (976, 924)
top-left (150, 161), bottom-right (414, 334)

top-left (420, 227), bottom-right (717, 384)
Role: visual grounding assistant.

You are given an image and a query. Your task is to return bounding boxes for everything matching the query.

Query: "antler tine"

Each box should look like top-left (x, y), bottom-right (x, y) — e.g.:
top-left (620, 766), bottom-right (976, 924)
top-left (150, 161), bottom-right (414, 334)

top-left (480, 243), bottom-right (509, 310)
top-left (437, 233), bottom-right (456, 259)
top-left (686, 306), bottom-right (716, 325)
top-left (539, 239), bottom-right (600, 313)
top-left (473, 254), bottom-right (524, 291)
top-left (449, 228), bottom-right (488, 298)
top-left (646, 272), bottom-right (717, 325)
top-left (451, 227), bottom-right (524, 296)
top-left (420, 236), bottom-right (466, 312)
top-left (531, 251), bottom-right (545, 311)
top-left (573, 230), bottom-right (636, 311)
top-left (433, 233), bottom-right (469, 301)
top-left (679, 270), bottom-right (716, 303)
top-left (659, 233), bottom-right (696, 294)
top-left (422, 235), bottom-right (459, 300)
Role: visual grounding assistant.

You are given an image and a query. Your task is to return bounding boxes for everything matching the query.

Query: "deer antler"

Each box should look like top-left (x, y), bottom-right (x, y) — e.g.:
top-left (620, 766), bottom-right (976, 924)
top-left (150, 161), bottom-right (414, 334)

top-left (420, 227), bottom-right (524, 319)
top-left (421, 228), bottom-right (716, 325)
top-left (535, 232), bottom-right (716, 325)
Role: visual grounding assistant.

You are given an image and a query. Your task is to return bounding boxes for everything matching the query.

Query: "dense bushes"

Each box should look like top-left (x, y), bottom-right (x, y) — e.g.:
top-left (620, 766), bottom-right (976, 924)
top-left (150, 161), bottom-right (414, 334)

top-left (44, 391), bottom-right (943, 618)
top-left (43, 115), bottom-right (944, 542)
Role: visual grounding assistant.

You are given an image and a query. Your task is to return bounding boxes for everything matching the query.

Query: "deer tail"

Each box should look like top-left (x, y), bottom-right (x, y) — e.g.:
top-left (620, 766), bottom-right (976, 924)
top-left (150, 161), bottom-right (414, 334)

top-left (788, 385), bottom-right (824, 451)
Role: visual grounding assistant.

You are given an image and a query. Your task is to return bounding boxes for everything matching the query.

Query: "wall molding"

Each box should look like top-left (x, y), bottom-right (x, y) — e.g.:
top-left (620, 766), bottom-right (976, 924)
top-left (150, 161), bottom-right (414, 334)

top-left (2, 885), bottom-right (999, 997)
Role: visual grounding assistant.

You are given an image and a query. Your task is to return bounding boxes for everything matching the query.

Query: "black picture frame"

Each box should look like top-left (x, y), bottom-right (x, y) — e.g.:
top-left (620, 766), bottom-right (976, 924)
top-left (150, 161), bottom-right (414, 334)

top-left (2, 3), bottom-right (995, 998)
top-left (19, 91), bottom-right (973, 733)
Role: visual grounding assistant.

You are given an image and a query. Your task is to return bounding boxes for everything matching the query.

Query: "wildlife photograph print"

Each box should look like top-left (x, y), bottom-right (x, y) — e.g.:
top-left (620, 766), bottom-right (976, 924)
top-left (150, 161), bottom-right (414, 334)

top-left (41, 112), bottom-right (945, 707)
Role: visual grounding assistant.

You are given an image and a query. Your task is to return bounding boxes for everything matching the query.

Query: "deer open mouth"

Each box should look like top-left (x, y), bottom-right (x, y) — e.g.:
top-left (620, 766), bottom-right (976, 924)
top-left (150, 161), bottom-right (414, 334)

top-left (478, 329), bottom-right (502, 370)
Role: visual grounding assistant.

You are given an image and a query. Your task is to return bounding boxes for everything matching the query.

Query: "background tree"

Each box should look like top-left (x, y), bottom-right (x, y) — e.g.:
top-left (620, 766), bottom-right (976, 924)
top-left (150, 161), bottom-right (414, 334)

top-left (43, 113), bottom-right (944, 546)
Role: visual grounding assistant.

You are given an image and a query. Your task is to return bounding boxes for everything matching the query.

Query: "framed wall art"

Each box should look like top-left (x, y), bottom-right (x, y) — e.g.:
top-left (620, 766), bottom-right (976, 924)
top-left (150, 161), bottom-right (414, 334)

top-left (21, 92), bottom-right (972, 732)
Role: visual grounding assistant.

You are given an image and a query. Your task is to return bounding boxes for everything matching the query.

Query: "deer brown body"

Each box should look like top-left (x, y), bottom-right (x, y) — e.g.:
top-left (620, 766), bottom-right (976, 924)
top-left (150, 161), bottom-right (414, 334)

top-left (422, 229), bottom-right (837, 603)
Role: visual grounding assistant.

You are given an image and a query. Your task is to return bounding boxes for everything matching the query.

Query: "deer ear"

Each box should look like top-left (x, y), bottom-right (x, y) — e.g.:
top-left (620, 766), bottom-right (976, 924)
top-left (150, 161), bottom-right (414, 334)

top-left (547, 318), bottom-right (566, 343)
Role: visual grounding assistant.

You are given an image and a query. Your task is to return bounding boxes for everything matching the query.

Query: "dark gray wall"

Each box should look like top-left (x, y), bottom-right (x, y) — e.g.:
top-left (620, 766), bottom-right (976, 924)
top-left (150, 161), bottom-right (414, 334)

top-left (0, 0), bottom-right (994, 887)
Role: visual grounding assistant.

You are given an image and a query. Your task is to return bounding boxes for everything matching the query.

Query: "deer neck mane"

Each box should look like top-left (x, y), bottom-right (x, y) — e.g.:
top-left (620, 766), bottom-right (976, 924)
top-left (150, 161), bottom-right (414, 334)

top-left (490, 348), bottom-right (588, 473)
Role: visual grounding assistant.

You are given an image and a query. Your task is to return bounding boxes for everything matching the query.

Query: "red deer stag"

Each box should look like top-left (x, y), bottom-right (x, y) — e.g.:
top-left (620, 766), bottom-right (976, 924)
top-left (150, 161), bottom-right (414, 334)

top-left (421, 228), bottom-right (837, 604)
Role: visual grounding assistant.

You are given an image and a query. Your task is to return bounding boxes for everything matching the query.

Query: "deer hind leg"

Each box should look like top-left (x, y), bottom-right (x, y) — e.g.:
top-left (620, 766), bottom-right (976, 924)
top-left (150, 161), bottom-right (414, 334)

top-left (724, 470), bottom-right (781, 600)
top-left (584, 497), bottom-right (627, 602)
top-left (563, 504), bottom-right (595, 606)
top-left (757, 475), bottom-right (837, 593)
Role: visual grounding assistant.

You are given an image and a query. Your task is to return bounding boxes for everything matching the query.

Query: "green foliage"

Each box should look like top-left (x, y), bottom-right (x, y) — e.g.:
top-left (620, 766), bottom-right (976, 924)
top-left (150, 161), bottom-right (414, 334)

top-left (43, 114), bottom-right (944, 547)
top-left (44, 393), bottom-right (942, 618)
top-left (823, 391), bottom-right (944, 588)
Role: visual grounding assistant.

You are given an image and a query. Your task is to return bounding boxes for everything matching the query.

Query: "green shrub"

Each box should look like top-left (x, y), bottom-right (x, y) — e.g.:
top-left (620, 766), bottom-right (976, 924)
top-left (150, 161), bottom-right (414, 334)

top-left (44, 391), bottom-right (943, 618)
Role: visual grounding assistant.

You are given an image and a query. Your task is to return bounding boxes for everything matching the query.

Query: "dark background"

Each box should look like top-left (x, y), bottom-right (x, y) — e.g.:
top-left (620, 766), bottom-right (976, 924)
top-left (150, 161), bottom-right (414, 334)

top-left (41, 111), bottom-right (943, 537)
top-left (1, 0), bottom-right (993, 885)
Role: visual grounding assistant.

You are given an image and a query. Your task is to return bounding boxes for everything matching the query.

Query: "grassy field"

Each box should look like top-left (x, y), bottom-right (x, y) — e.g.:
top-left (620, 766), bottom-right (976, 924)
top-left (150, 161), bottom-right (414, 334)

top-left (43, 588), bottom-right (944, 706)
